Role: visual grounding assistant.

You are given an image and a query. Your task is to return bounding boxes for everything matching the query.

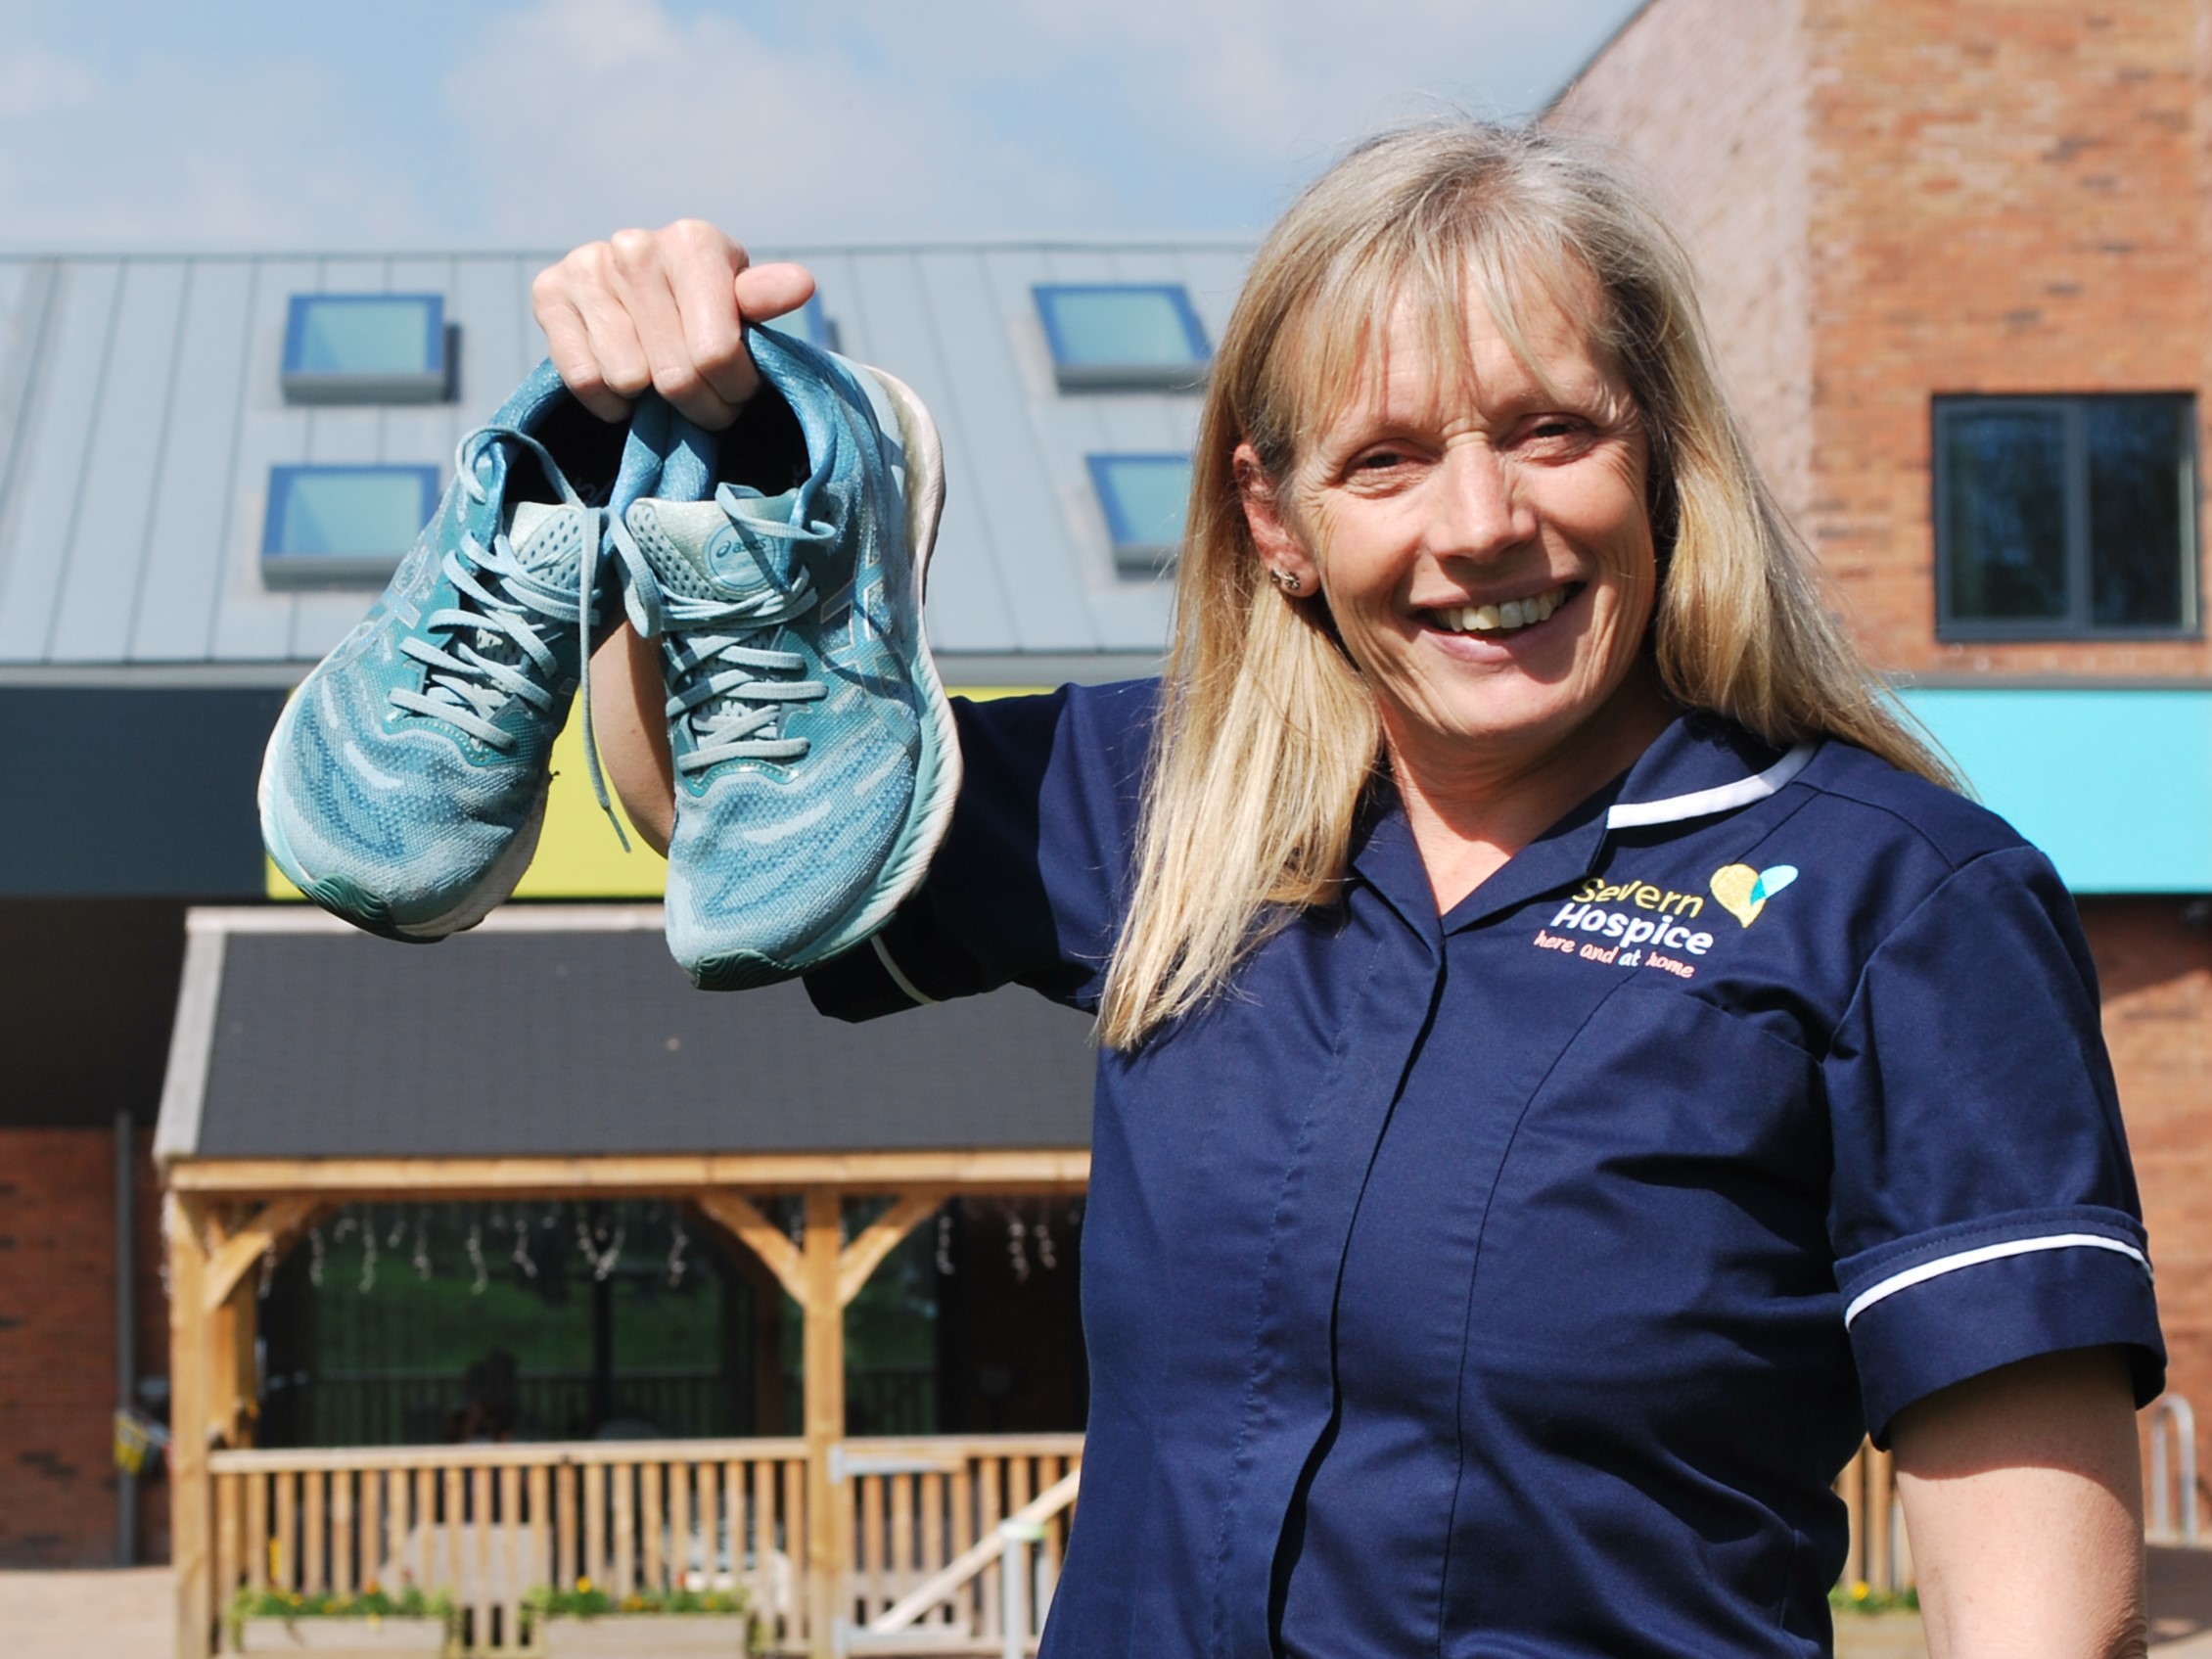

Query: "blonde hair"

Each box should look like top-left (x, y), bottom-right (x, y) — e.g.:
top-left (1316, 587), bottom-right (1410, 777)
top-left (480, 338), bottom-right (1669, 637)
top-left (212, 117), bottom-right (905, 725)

top-left (1096, 121), bottom-right (1953, 1050)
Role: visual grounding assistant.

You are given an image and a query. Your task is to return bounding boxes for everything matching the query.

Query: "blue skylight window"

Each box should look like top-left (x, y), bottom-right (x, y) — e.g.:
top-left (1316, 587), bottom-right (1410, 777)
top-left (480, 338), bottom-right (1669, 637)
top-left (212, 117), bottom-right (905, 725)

top-left (1037, 285), bottom-right (1210, 391)
top-left (261, 465), bottom-right (439, 587)
top-left (1088, 453), bottom-right (1192, 575)
top-left (282, 294), bottom-right (449, 403)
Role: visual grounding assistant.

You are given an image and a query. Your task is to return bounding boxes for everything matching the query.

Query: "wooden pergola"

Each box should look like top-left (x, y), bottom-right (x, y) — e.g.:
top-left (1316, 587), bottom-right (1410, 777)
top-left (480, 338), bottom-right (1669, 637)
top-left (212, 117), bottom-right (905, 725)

top-left (156, 907), bottom-right (1100, 1657)
top-left (165, 1149), bottom-right (1086, 1657)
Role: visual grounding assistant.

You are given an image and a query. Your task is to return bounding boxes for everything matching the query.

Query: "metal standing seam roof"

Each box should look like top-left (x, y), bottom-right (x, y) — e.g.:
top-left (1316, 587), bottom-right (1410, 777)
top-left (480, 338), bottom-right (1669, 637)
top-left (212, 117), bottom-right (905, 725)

top-left (0, 242), bottom-right (1254, 680)
top-left (155, 906), bottom-right (1098, 1161)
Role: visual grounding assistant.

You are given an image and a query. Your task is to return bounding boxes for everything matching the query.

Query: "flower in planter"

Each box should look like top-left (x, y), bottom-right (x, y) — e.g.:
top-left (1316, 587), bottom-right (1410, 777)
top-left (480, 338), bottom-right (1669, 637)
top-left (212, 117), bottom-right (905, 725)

top-left (523, 1580), bottom-right (762, 1652)
top-left (1828, 1579), bottom-right (1921, 1617)
top-left (226, 1581), bottom-right (457, 1651)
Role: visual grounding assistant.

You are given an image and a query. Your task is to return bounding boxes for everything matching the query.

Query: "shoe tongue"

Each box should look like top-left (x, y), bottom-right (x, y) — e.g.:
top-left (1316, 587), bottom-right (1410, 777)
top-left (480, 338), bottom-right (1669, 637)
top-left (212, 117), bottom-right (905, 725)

top-left (507, 500), bottom-right (578, 568)
top-left (648, 491), bottom-right (807, 599)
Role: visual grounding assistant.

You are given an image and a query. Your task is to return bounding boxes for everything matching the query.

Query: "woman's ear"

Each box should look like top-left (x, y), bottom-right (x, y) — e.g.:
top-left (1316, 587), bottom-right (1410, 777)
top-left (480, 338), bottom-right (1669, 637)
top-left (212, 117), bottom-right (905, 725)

top-left (1234, 442), bottom-right (1320, 595)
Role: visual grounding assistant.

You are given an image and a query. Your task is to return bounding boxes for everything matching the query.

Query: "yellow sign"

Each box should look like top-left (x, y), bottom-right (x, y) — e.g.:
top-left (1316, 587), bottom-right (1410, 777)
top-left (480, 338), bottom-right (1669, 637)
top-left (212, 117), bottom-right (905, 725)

top-left (266, 686), bottom-right (1044, 902)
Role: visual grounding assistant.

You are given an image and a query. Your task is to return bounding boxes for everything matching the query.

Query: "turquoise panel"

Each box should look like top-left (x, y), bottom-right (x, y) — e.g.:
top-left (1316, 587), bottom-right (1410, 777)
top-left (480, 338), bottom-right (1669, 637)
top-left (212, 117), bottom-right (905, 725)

top-left (1896, 688), bottom-right (2212, 892)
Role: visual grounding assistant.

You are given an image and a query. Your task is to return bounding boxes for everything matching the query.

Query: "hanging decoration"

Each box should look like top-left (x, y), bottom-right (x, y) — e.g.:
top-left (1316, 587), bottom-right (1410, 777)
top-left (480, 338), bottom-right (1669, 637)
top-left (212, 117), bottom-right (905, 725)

top-left (465, 1221), bottom-right (488, 1295)
top-left (667, 1211), bottom-right (689, 1288)
top-left (412, 1215), bottom-right (433, 1281)
top-left (307, 1223), bottom-right (326, 1288)
top-left (1006, 1209), bottom-right (1031, 1284)
top-left (576, 1215), bottom-right (623, 1281)
top-left (358, 1221), bottom-right (378, 1294)
top-left (511, 1213), bottom-right (537, 1279)
top-left (936, 1211), bottom-right (955, 1276)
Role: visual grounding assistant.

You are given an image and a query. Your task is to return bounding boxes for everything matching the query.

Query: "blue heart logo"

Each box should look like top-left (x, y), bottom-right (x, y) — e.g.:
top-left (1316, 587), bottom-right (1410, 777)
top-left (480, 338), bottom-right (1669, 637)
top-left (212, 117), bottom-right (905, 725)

top-left (1750, 865), bottom-right (1799, 904)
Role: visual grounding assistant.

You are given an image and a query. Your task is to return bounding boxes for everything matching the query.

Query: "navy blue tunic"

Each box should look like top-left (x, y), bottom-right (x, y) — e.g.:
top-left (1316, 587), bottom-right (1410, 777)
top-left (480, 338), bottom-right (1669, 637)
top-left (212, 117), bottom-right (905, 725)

top-left (806, 680), bottom-right (2164, 1659)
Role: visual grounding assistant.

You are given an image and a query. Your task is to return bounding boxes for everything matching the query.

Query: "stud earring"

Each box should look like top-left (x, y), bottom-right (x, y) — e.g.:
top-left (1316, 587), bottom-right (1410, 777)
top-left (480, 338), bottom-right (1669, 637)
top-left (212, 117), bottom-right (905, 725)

top-left (1270, 568), bottom-right (1310, 597)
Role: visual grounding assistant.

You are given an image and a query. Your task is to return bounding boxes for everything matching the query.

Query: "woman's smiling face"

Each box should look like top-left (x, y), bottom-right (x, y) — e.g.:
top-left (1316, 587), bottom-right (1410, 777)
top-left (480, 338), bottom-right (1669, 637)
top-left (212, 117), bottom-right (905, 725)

top-left (1246, 273), bottom-right (1662, 796)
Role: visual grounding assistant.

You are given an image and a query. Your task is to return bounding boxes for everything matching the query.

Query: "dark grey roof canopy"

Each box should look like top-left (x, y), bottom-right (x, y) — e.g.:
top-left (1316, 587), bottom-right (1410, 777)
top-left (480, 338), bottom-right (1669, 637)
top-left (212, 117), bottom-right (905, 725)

top-left (156, 907), bottom-right (1095, 1161)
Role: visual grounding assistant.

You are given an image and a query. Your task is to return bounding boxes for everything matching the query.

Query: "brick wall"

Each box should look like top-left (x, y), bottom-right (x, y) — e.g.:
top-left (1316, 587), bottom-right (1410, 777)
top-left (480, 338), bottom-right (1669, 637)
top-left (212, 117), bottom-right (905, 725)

top-left (2085, 899), bottom-right (2212, 1445)
top-left (1550, 0), bottom-right (1819, 523)
top-left (0, 1126), bottom-right (167, 1567)
top-left (1803, 0), bottom-right (2212, 676)
top-left (1557, 0), bottom-right (2212, 677)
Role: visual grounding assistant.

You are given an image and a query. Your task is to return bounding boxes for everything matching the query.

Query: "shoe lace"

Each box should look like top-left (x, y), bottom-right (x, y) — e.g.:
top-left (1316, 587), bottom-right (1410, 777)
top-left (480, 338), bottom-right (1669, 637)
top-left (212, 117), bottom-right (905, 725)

top-left (389, 422), bottom-right (640, 847)
top-left (657, 483), bottom-right (833, 773)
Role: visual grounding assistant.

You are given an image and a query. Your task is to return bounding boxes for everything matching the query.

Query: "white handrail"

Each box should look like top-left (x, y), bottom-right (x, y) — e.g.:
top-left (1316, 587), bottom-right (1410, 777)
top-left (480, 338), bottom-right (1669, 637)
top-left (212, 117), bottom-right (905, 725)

top-left (998, 1519), bottom-right (1048, 1659)
top-left (862, 1467), bottom-right (1081, 1637)
top-left (2150, 1395), bottom-right (2199, 1544)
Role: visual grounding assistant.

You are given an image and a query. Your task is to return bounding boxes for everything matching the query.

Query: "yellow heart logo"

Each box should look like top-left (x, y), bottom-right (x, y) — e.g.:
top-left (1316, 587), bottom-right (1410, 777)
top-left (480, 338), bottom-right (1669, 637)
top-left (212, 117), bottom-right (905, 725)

top-left (1710, 863), bottom-right (1765, 928)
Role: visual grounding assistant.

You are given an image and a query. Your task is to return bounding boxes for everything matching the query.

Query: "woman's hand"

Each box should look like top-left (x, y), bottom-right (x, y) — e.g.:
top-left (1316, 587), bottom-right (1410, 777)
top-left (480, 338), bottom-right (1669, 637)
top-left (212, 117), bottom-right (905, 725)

top-left (1892, 1347), bottom-right (2147, 1658)
top-left (531, 219), bottom-right (815, 430)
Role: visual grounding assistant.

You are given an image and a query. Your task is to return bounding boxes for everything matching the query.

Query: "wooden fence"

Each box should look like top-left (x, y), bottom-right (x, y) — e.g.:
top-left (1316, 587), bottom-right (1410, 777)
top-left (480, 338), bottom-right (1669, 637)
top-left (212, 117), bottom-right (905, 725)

top-left (1835, 1441), bottom-right (1909, 1595)
top-left (844, 1437), bottom-right (1083, 1647)
top-left (204, 1434), bottom-right (1083, 1656)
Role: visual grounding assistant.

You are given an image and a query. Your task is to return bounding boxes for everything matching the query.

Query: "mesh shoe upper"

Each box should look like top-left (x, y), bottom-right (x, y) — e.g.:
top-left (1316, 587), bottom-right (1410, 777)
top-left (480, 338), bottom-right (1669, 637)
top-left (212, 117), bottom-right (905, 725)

top-left (626, 328), bottom-right (957, 987)
top-left (259, 361), bottom-right (641, 939)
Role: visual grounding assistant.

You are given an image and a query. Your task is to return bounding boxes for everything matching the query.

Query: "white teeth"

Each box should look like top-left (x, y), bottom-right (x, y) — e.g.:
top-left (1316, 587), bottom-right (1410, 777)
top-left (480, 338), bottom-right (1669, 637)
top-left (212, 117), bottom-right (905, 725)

top-left (1435, 583), bottom-right (1570, 634)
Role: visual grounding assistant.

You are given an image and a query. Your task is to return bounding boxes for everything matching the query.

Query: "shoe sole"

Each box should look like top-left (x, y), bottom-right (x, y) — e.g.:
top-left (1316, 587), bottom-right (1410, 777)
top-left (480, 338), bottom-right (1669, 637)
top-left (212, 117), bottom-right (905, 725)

top-left (686, 362), bottom-right (964, 990)
top-left (257, 684), bottom-right (550, 943)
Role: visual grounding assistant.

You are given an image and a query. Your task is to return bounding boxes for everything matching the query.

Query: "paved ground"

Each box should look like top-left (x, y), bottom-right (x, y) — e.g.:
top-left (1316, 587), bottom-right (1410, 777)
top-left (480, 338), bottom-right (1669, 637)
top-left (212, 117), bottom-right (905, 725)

top-left (9, 1551), bottom-right (2212, 1655)
top-left (2, 1566), bottom-right (170, 1657)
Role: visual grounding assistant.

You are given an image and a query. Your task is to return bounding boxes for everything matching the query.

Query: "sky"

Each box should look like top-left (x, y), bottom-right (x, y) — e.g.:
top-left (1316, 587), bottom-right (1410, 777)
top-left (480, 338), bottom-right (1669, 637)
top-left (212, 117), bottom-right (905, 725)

top-left (0, 0), bottom-right (1645, 252)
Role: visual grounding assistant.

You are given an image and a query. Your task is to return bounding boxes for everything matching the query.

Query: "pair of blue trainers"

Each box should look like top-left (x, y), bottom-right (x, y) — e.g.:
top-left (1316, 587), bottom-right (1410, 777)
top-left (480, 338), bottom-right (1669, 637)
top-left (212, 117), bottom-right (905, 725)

top-left (258, 329), bottom-right (959, 990)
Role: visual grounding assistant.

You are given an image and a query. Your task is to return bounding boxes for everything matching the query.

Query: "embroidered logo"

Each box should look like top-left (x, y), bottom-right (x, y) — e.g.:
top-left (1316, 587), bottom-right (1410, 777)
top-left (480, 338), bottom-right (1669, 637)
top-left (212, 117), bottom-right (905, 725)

top-left (1709, 863), bottom-right (1799, 928)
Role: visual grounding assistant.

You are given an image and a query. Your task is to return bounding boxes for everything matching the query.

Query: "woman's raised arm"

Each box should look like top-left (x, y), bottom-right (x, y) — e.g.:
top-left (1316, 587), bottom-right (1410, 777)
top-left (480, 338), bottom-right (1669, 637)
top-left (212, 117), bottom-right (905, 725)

top-left (1893, 1347), bottom-right (2148, 1659)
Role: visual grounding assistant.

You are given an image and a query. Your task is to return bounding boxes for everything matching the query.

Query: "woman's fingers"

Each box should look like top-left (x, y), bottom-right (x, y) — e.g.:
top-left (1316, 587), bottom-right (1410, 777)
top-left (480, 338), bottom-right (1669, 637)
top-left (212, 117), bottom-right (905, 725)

top-left (532, 243), bottom-right (641, 424)
top-left (610, 224), bottom-right (739, 430)
top-left (532, 224), bottom-right (819, 431)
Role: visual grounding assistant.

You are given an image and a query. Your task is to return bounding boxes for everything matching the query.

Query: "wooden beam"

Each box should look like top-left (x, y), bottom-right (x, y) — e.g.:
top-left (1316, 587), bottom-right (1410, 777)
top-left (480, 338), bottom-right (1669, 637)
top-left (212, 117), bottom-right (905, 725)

top-left (801, 1191), bottom-right (846, 1659)
top-left (837, 1191), bottom-right (948, 1309)
top-left (169, 1195), bottom-right (215, 1659)
top-left (692, 1191), bottom-right (806, 1306)
top-left (167, 1149), bottom-right (1090, 1198)
top-left (203, 1195), bottom-right (325, 1313)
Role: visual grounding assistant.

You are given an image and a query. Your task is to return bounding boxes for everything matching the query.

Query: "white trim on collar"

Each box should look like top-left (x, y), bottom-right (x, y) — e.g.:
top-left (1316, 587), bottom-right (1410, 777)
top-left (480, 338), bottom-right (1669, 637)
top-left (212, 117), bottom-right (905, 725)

top-left (1605, 741), bottom-right (1819, 830)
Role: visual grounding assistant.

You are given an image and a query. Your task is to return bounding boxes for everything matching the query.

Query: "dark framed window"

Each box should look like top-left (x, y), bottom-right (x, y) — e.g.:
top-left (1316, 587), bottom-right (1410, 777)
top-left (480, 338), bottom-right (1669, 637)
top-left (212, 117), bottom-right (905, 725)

top-left (1935, 393), bottom-right (2198, 638)
top-left (262, 464), bottom-right (439, 587)
top-left (1087, 452), bottom-right (1192, 576)
top-left (1036, 285), bottom-right (1210, 391)
top-left (282, 293), bottom-right (450, 403)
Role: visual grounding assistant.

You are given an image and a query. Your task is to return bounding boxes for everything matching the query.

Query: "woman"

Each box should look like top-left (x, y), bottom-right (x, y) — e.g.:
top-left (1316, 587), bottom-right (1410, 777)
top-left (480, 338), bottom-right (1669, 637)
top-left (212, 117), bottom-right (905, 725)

top-left (540, 125), bottom-right (2161, 1657)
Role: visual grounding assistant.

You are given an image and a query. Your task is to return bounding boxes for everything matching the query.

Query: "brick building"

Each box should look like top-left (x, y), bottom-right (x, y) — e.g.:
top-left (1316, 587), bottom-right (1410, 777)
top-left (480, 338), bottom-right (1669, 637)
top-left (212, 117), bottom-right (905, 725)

top-left (1552, 0), bottom-right (2212, 1467)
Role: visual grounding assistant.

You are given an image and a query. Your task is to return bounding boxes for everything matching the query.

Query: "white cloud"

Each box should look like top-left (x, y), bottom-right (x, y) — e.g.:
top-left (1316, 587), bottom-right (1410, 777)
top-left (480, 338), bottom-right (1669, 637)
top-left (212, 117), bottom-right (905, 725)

top-left (440, 0), bottom-right (1116, 245)
top-left (0, 44), bottom-right (98, 118)
top-left (0, 0), bottom-right (1642, 250)
top-left (0, 35), bottom-right (433, 247)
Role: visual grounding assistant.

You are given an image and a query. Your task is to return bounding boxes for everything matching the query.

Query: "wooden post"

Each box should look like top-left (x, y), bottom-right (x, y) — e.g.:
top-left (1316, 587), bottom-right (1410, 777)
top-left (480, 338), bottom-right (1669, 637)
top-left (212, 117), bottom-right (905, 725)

top-left (802, 1190), bottom-right (845, 1659)
top-left (691, 1185), bottom-right (948, 1657)
top-left (169, 1195), bottom-right (215, 1659)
